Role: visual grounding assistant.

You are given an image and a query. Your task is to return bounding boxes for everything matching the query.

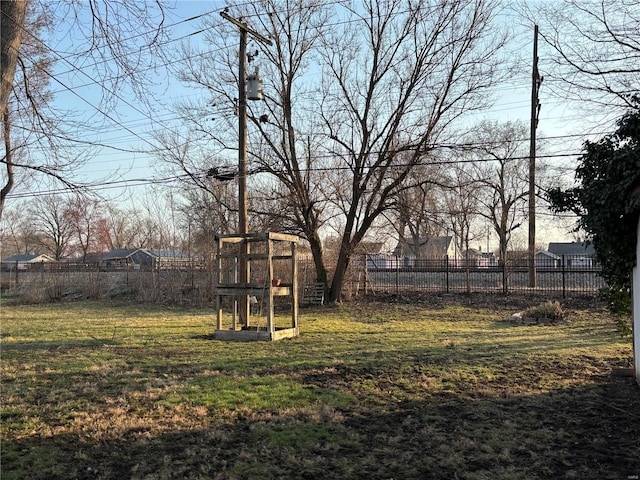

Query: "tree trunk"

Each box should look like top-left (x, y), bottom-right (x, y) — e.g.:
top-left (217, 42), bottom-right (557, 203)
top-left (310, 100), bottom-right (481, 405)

top-left (307, 230), bottom-right (327, 284)
top-left (0, 1), bottom-right (27, 220)
top-left (1, 110), bottom-right (14, 220)
top-left (329, 224), bottom-right (369, 303)
top-left (329, 247), bottom-right (350, 303)
top-left (0, 1), bottom-right (27, 115)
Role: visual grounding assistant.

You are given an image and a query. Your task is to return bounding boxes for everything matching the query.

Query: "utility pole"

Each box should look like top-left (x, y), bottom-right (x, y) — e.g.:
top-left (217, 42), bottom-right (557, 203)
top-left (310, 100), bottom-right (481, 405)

top-left (528, 25), bottom-right (542, 288)
top-left (220, 11), bottom-right (272, 324)
top-left (220, 11), bottom-right (272, 235)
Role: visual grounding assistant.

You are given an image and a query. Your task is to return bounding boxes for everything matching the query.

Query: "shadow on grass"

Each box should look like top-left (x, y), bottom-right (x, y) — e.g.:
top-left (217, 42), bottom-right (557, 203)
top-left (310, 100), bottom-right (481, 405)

top-left (0, 338), bottom-right (117, 352)
top-left (2, 378), bottom-right (639, 480)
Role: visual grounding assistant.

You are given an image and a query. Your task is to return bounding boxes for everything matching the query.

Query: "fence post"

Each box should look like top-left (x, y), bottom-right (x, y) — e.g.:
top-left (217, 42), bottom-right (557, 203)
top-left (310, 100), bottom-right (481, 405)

top-left (395, 256), bottom-right (400, 294)
top-left (502, 260), bottom-right (508, 294)
top-left (364, 254), bottom-right (369, 295)
top-left (445, 255), bottom-right (450, 294)
top-left (562, 255), bottom-right (566, 298)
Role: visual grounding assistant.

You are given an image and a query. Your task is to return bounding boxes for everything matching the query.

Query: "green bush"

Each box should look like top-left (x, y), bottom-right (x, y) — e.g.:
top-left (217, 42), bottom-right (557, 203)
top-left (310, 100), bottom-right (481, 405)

top-left (598, 286), bottom-right (632, 336)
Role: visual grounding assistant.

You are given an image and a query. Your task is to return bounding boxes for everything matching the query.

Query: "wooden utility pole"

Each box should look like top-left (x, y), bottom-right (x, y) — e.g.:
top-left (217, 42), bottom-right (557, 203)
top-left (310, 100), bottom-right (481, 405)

top-left (528, 25), bottom-right (542, 288)
top-left (220, 11), bottom-right (272, 235)
top-left (220, 11), bottom-right (272, 325)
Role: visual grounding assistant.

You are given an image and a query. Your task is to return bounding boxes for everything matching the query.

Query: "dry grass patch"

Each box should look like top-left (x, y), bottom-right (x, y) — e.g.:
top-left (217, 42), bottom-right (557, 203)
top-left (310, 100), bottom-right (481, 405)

top-left (1, 299), bottom-right (638, 479)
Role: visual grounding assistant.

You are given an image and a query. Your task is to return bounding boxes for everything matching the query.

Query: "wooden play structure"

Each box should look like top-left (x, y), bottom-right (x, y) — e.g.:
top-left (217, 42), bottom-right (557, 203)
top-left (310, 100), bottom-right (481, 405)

top-left (214, 232), bottom-right (299, 341)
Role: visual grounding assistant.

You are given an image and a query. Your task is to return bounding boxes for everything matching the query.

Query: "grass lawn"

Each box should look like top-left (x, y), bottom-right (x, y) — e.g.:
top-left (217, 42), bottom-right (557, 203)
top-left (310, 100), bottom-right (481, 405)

top-left (1, 297), bottom-right (638, 479)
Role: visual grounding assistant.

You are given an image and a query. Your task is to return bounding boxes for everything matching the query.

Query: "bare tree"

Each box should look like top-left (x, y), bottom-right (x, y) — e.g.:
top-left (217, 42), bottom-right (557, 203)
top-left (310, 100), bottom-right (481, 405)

top-left (177, 187), bottom-right (235, 256)
top-left (27, 195), bottom-right (74, 260)
top-left (97, 203), bottom-right (140, 251)
top-left (65, 195), bottom-right (104, 261)
top-left (389, 162), bottom-right (449, 258)
top-left (134, 191), bottom-right (174, 250)
top-left (443, 163), bottom-right (483, 293)
top-left (319, 0), bottom-right (508, 301)
top-left (165, 0), bottom-right (508, 302)
top-left (0, 200), bottom-right (39, 255)
top-left (0, 1), bottom-right (27, 116)
top-left (1, 1), bottom-right (58, 219)
top-left (247, 0), bottom-right (333, 286)
top-left (1, 1), bottom-right (169, 218)
top-left (468, 120), bottom-right (530, 267)
top-left (165, 0), bottom-right (333, 286)
top-left (525, 0), bottom-right (639, 112)
top-left (153, 132), bottom-right (238, 236)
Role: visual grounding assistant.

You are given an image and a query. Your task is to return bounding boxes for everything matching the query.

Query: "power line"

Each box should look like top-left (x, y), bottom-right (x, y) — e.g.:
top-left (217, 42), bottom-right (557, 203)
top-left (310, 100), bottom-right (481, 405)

top-left (5, 149), bottom-right (586, 200)
top-left (5, 2), bottom-right (615, 193)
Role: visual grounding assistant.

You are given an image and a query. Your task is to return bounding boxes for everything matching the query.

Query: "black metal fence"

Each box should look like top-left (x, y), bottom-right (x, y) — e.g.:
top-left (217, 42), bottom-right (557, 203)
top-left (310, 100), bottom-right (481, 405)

top-left (0, 253), bottom-right (606, 303)
top-left (352, 254), bottom-right (605, 298)
top-left (0, 261), bottom-right (216, 305)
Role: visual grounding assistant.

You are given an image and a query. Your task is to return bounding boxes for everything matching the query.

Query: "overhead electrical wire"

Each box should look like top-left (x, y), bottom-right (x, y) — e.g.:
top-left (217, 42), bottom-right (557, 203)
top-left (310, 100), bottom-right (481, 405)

top-left (6, 5), bottom-right (232, 163)
top-left (4, 2), bottom-right (613, 199)
top-left (6, 149), bottom-right (587, 200)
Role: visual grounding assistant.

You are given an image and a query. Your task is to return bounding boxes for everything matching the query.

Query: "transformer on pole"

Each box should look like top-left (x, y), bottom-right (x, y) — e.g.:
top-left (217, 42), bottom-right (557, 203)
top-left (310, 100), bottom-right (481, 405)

top-left (247, 68), bottom-right (264, 101)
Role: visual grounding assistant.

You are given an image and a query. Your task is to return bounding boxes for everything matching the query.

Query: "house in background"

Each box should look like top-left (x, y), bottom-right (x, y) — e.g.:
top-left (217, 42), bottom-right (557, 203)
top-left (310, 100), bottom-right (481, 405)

top-left (100, 249), bottom-right (139, 269)
top-left (536, 250), bottom-right (561, 268)
top-left (462, 248), bottom-right (496, 268)
top-left (147, 249), bottom-right (195, 269)
top-left (1, 253), bottom-right (56, 271)
top-left (100, 249), bottom-right (193, 270)
top-left (355, 241), bottom-right (390, 270)
top-left (393, 236), bottom-right (458, 267)
top-left (70, 252), bottom-right (104, 265)
top-left (547, 242), bottom-right (596, 268)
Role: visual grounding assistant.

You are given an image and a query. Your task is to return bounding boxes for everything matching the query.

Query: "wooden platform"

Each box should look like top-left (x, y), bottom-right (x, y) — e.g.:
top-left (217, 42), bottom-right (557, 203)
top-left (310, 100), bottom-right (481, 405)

top-left (214, 326), bottom-right (299, 342)
top-left (214, 232), bottom-right (299, 341)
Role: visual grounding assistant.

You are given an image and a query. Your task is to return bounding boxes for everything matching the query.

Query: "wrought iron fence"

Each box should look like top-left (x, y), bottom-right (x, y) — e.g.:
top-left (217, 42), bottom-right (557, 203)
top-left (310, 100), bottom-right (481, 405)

top-left (352, 254), bottom-right (605, 298)
top-left (0, 253), bottom-right (606, 303)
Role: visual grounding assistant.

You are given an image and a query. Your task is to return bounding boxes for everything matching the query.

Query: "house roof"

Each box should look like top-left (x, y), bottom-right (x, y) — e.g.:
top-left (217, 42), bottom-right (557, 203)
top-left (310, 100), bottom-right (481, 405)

top-left (426, 236), bottom-right (453, 253)
top-left (394, 236), bottom-right (453, 256)
top-left (101, 249), bottom-right (138, 260)
top-left (147, 249), bottom-right (191, 258)
top-left (101, 248), bottom-right (192, 261)
top-left (547, 242), bottom-right (595, 256)
top-left (536, 250), bottom-right (560, 259)
top-left (2, 254), bottom-right (55, 263)
top-left (3, 254), bottom-right (39, 262)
